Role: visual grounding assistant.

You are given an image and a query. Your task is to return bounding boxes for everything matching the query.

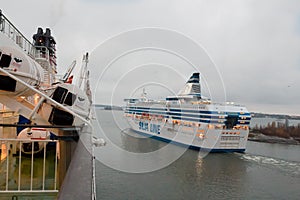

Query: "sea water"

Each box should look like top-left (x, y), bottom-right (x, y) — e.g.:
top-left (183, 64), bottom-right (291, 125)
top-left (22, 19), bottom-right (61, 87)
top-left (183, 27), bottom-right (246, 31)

top-left (94, 110), bottom-right (300, 200)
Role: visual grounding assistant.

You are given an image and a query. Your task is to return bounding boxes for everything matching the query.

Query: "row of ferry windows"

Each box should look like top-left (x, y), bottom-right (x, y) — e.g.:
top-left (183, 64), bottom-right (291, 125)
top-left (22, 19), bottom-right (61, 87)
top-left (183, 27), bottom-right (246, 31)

top-left (126, 108), bottom-right (250, 116)
top-left (127, 108), bottom-right (250, 116)
top-left (125, 114), bottom-right (249, 130)
top-left (125, 112), bottom-right (251, 121)
top-left (221, 136), bottom-right (240, 141)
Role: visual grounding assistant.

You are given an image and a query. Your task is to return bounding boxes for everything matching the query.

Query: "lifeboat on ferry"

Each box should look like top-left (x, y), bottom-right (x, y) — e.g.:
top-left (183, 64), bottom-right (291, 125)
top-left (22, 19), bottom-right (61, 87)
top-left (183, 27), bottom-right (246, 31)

top-left (17, 128), bottom-right (50, 155)
top-left (38, 82), bottom-right (92, 126)
top-left (37, 52), bottom-right (92, 126)
top-left (0, 34), bottom-right (44, 97)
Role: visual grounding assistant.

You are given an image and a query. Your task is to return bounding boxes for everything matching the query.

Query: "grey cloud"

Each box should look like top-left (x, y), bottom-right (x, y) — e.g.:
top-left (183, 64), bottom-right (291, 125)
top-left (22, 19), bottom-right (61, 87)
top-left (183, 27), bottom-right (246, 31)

top-left (1, 0), bottom-right (300, 114)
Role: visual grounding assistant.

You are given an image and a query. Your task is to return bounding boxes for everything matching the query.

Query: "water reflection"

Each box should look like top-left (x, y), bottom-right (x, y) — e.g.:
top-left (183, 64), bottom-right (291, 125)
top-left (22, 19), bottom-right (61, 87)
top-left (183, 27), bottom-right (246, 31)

top-left (195, 155), bottom-right (204, 178)
top-left (96, 110), bottom-right (300, 199)
top-left (120, 128), bottom-right (168, 153)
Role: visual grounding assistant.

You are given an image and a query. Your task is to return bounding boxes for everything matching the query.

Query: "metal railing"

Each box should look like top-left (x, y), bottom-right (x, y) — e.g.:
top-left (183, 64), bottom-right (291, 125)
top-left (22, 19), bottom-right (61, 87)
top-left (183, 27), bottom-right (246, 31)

top-left (92, 144), bottom-right (96, 200)
top-left (0, 138), bottom-right (58, 195)
top-left (0, 10), bottom-right (35, 58)
top-left (0, 10), bottom-right (57, 67)
top-left (0, 10), bottom-right (58, 86)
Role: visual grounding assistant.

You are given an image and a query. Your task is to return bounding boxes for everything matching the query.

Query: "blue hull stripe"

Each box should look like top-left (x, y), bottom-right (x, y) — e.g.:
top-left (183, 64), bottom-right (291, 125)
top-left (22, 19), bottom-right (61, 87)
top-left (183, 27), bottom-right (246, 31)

top-left (126, 110), bottom-right (250, 121)
top-left (126, 108), bottom-right (251, 118)
top-left (127, 109), bottom-right (250, 120)
top-left (131, 129), bottom-right (246, 153)
top-left (127, 106), bottom-right (250, 116)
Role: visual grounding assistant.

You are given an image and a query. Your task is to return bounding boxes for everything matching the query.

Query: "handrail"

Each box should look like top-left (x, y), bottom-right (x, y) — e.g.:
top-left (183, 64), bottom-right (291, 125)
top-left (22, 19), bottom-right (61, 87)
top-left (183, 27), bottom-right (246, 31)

top-left (0, 138), bottom-right (59, 193)
top-left (0, 138), bottom-right (56, 142)
top-left (0, 10), bottom-right (35, 57)
top-left (0, 123), bottom-right (83, 129)
top-left (92, 143), bottom-right (97, 200)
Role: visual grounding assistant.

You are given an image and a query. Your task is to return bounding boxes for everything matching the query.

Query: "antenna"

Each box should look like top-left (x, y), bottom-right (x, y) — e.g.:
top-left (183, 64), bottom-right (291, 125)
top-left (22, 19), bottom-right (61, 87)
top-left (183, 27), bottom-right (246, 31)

top-left (141, 88), bottom-right (147, 101)
top-left (78, 52), bottom-right (89, 89)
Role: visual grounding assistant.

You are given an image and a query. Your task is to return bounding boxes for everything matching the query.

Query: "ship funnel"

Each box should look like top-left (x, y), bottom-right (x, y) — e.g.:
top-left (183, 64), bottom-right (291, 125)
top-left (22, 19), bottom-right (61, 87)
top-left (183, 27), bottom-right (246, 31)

top-left (178, 73), bottom-right (201, 98)
top-left (37, 27), bottom-right (43, 35)
top-left (44, 28), bottom-right (51, 37)
top-left (33, 27), bottom-right (44, 46)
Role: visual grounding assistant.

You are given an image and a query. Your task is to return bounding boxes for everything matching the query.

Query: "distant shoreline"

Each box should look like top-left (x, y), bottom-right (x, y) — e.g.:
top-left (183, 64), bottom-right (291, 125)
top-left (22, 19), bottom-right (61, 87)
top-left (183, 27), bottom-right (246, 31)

top-left (94, 105), bottom-right (300, 145)
top-left (251, 112), bottom-right (300, 120)
top-left (248, 132), bottom-right (300, 145)
top-left (94, 105), bottom-right (300, 119)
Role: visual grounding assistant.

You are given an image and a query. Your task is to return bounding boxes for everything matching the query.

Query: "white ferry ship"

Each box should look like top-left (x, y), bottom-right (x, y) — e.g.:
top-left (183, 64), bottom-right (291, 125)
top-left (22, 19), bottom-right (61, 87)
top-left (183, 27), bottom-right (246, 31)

top-left (124, 73), bottom-right (251, 152)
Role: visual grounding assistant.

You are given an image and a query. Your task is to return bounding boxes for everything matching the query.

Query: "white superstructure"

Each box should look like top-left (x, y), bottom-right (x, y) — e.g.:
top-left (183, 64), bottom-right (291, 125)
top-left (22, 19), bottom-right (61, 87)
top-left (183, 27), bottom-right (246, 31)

top-left (124, 73), bottom-right (251, 152)
top-left (0, 10), bottom-right (99, 199)
top-left (0, 11), bottom-right (92, 127)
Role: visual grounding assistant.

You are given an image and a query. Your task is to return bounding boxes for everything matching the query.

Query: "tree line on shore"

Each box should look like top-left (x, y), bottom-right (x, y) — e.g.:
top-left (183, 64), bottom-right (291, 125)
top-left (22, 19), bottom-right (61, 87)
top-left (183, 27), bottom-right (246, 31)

top-left (251, 121), bottom-right (300, 141)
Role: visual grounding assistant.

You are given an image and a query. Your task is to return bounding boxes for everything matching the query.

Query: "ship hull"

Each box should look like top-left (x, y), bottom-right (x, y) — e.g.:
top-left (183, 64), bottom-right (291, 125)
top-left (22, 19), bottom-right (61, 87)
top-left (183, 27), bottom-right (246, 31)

top-left (124, 72), bottom-right (250, 153)
top-left (126, 116), bottom-right (249, 152)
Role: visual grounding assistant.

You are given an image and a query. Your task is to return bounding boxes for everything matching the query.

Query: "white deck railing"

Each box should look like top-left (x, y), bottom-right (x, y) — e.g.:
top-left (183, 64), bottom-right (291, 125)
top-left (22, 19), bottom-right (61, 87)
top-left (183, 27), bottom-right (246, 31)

top-left (0, 10), bottom-right (56, 67)
top-left (0, 138), bottom-right (58, 194)
top-left (0, 10), bottom-right (35, 58)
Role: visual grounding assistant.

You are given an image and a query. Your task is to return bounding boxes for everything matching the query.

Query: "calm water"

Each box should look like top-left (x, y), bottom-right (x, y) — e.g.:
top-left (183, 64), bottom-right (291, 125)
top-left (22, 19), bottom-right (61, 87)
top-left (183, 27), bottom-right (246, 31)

top-left (94, 110), bottom-right (300, 200)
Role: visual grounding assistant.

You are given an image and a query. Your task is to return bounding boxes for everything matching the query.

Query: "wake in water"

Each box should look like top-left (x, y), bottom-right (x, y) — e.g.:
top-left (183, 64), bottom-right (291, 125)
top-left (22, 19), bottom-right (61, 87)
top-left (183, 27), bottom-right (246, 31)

top-left (240, 153), bottom-right (300, 177)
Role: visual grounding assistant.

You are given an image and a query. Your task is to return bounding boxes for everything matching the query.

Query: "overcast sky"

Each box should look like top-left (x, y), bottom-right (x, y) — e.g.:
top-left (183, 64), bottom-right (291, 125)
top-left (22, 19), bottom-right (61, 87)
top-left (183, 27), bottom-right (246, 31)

top-left (2, 0), bottom-right (300, 115)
